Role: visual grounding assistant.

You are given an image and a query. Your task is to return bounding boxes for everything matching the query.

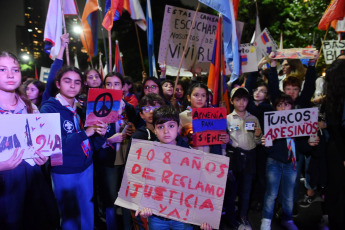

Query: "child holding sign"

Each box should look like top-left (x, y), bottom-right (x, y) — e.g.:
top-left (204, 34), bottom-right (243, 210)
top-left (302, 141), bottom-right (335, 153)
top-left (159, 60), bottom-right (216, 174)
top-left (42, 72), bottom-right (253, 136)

top-left (179, 82), bottom-right (229, 155)
top-left (260, 94), bottom-right (319, 230)
top-left (0, 52), bottom-right (58, 229)
top-left (136, 105), bottom-right (212, 230)
top-left (225, 87), bottom-right (262, 229)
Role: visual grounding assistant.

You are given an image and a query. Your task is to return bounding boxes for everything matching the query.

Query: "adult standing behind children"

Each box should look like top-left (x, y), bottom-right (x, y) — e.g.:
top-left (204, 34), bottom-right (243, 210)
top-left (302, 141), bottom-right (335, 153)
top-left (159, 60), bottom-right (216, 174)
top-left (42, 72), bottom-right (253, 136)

top-left (324, 59), bottom-right (345, 229)
top-left (0, 51), bottom-right (58, 229)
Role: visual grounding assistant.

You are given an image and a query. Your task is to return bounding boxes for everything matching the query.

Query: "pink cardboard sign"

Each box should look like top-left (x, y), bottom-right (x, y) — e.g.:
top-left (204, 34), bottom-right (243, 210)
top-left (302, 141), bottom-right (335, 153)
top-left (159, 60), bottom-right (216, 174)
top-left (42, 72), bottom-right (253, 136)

top-left (264, 108), bottom-right (318, 146)
top-left (115, 139), bottom-right (229, 229)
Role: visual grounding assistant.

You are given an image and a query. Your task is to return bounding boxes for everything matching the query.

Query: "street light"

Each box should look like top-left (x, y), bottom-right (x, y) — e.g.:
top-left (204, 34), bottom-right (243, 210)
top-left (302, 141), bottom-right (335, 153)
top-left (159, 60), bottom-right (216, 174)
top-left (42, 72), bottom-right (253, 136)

top-left (21, 53), bottom-right (30, 61)
top-left (73, 25), bottom-right (82, 35)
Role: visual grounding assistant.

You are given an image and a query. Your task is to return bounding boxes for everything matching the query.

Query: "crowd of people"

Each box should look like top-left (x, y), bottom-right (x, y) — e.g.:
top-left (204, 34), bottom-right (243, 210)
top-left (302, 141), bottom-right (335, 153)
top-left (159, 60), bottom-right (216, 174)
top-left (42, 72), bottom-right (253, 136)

top-left (0, 33), bottom-right (344, 230)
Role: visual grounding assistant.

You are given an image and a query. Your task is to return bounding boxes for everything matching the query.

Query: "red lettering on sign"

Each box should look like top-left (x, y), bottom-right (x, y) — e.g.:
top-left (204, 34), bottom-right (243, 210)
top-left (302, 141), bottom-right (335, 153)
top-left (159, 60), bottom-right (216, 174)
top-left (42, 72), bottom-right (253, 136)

top-left (205, 162), bottom-right (216, 173)
top-left (217, 164), bottom-right (228, 178)
top-left (205, 184), bottom-right (214, 196)
top-left (167, 208), bottom-right (180, 219)
top-left (130, 183), bottom-right (143, 198)
top-left (152, 186), bottom-right (166, 201)
top-left (199, 198), bottom-right (214, 211)
top-left (185, 194), bottom-right (194, 208)
top-left (172, 174), bottom-right (181, 186)
top-left (162, 170), bottom-right (173, 184)
top-left (180, 176), bottom-right (188, 187)
top-left (147, 149), bottom-right (155, 161)
top-left (281, 126), bottom-right (286, 138)
top-left (216, 187), bottom-right (225, 197)
top-left (142, 167), bottom-right (155, 181)
top-left (126, 182), bottom-right (130, 197)
top-left (180, 157), bottom-right (189, 167)
top-left (144, 185), bottom-right (153, 197)
top-left (195, 181), bottom-right (204, 192)
top-left (169, 190), bottom-right (178, 204)
top-left (159, 204), bottom-right (167, 213)
top-left (131, 164), bottom-right (141, 174)
top-left (136, 148), bottom-right (142, 159)
top-left (192, 157), bottom-right (201, 170)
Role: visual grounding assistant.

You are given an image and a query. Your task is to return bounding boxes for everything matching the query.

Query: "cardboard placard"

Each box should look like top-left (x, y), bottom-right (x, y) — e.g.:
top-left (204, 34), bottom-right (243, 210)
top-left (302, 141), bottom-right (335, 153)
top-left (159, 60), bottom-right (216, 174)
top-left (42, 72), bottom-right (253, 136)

top-left (264, 108), bottom-right (318, 146)
top-left (192, 108), bottom-right (227, 146)
top-left (239, 43), bottom-right (258, 73)
top-left (85, 88), bottom-right (123, 127)
top-left (158, 5), bottom-right (219, 75)
top-left (115, 139), bottom-right (229, 229)
top-left (322, 40), bottom-right (345, 64)
top-left (0, 113), bottom-right (62, 162)
top-left (273, 48), bottom-right (316, 59)
top-left (254, 28), bottom-right (278, 57)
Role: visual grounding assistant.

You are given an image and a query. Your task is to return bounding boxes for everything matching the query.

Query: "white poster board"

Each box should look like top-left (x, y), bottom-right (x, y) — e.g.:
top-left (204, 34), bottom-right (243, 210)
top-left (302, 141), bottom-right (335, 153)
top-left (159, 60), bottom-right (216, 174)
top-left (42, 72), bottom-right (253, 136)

top-left (322, 40), bottom-right (345, 64)
top-left (0, 113), bottom-right (62, 161)
top-left (115, 139), bottom-right (229, 229)
top-left (264, 108), bottom-right (318, 146)
top-left (254, 28), bottom-right (278, 57)
top-left (239, 43), bottom-right (258, 73)
top-left (40, 67), bottom-right (50, 83)
top-left (158, 5), bottom-right (219, 76)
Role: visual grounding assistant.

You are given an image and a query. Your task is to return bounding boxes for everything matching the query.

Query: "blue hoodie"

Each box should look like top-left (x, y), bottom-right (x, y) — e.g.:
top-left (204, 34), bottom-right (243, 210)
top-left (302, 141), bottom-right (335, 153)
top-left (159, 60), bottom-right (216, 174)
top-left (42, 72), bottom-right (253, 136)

top-left (41, 97), bottom-right (106, 174)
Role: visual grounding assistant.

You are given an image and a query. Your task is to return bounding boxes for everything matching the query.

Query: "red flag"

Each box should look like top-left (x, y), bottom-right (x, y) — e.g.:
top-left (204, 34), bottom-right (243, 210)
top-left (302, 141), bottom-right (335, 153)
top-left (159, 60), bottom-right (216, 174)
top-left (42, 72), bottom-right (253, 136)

top-left (207, 17), bottom-right (230, 114)
top-left (99, 53), bottom-right (104, 81)
top-left (232, 0), bottom-right (239, 20)
top-left (114, 40), bottom-right (124, 75)
top-left (35, 65), bottom-right (39, 80)
top-left (318, 0), bottom-right (345, 30)
top-left (81, 0), bottom-right (99, 60)
top-left (102, 0), bottom-right (124, 31)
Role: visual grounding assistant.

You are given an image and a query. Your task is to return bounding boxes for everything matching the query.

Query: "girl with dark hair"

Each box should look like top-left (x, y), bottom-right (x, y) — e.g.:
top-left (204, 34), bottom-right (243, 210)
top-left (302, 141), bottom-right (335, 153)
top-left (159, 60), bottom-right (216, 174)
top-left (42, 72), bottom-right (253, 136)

top-left (40, 34), bottom-right (107, 229)
top-left (324, 59), bottom-right (345, 229)
top-left (24, 79), bottom-right (45, 108)
top-left (123, 76), bottom-right (138, 107)
top-left (179, 82), bottom-right (229, 155)
top-left (0, 51), bottom-right (58, 229)
top-left (141, 77), bottom-right (166, 102)
top-left (161, 79), bottom-right (174, 102)
top-left (84, 68), bottom-right (102, 88)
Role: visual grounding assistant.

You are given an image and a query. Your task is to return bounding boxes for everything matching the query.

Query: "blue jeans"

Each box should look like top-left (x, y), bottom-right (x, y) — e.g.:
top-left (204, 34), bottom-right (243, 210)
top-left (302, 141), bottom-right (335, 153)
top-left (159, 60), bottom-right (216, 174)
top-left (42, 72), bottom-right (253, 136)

top-left (52, 164), bottom-right (94, 230)
top-left (263, 158), bottom-right (297, 221)
top-left (148, 215), bottom-right (193, 230)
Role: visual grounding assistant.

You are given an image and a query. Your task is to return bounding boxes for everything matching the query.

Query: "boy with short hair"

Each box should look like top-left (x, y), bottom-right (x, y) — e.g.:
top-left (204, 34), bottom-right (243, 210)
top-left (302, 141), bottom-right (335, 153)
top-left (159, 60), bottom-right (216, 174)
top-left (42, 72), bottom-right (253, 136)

top-left (225, 87), bottom-right (262, 229)
top-left (135, 105), bottom-right (212, 230)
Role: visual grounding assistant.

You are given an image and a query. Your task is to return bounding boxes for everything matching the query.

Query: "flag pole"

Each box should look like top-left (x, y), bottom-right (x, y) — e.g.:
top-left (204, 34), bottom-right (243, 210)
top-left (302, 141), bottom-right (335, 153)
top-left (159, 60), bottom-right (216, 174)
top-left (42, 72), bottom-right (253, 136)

top-left (115, 40), bottom-right (125, 75)
top-left (60, 0), bottom-right (70, 65)
top-left (97, 0), bottom-right (109, 70)
top-left (134, 23), bottom-right (146, 75)
top-left (108, 30), bottom-right (112, 72)
top-left (219, 15), bottom-right (224, 105)
top-left (75, 1), bottom-right (94, 68)
top-left (316, 25), bottom-right (330, 67)
top-left (173, 2), bottom-right (201, 98)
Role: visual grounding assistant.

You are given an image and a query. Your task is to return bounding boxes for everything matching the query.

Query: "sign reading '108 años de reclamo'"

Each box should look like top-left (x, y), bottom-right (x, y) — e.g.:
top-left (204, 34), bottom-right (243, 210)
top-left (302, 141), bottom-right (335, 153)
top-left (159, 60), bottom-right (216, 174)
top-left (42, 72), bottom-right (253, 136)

top-left (115, 139), bottom-right (229, 229)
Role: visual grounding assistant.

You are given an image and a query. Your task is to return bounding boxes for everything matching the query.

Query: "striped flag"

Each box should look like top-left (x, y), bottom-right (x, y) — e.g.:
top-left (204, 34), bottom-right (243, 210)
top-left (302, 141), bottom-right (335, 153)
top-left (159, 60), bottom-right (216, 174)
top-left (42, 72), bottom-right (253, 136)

top-left (146, 0), bottom-right (157, 77)
top-left (99, 53), bottom-right (104, 81)
top-left (207, 17), bottom-right (230, 114)
top-left (114, 40), bottom-right (124, 75)
top-left (199, 0), bottom-right (239, 82)
top-left (318, 0), bottom-right (345, 31)
top-left (44, 0), bottom-right (77, 59)
top-left (123, 0), bottom-right (146, 30)
top-left (80, 0), bottom-right (99, 60)
top-left (102, 0), bottom-right (124, 31)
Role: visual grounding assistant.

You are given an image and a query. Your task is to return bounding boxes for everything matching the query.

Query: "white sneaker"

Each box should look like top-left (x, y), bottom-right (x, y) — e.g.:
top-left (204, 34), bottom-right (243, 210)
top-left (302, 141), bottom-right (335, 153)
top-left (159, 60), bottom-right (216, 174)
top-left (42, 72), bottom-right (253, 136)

top-left (260, 218), bottom-right (271, 230)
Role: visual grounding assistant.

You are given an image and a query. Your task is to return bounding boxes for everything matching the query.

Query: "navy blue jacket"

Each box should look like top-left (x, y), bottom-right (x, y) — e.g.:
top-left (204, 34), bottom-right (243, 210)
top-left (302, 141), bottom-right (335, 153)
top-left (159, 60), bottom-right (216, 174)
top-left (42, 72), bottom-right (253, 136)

top-left (40, 98), bottom-right (106, 174)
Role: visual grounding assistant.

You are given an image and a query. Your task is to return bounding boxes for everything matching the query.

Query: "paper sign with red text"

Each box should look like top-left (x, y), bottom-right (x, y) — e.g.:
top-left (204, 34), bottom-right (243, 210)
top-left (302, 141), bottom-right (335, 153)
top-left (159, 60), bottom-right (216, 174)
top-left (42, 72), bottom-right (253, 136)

top-left (264, 108), bottom-right (318, 146)
top-left (0, 113), bottom-right (62, 165)
top-left (192, 108), bottom-right (227, 146)
top-left (115, 139), bottom-right (229, 229)
top-left (85, 88), bottom-right (123, 126)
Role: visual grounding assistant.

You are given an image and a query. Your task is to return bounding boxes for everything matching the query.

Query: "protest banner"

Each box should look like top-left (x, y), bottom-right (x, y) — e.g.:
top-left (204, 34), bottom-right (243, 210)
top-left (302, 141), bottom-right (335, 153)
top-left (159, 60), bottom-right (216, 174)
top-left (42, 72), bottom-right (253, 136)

top-left (322, 40), bottom-right (345, 64)
top-left (158, 5), bottom-right (219, 76)
top-left (273, 48), bottom-right (317, 59)
top-left (192, 107), bottom-right (227, 146)
top-left (254, 28), bottom-right (278, 57)
top-left (239, 43), bottom-right (258, 73)
top-left (0, 113), bottom-right (62, 163)
top-left (85, 88), bottom-right (122, 127)
top-left (115, 139), bottom-right (229, 229)
top-left (264, 108), bottom-right (318, 146)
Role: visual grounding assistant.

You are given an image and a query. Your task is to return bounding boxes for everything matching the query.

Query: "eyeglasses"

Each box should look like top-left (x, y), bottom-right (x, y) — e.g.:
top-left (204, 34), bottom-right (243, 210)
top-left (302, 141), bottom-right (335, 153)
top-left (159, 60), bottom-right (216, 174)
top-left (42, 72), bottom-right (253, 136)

top-left (253, 89), bottom-right (267, 94)
top-left (144, 85), bottom-right (158, 90)
top-left (142, 106), bottom-right (160, 113)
